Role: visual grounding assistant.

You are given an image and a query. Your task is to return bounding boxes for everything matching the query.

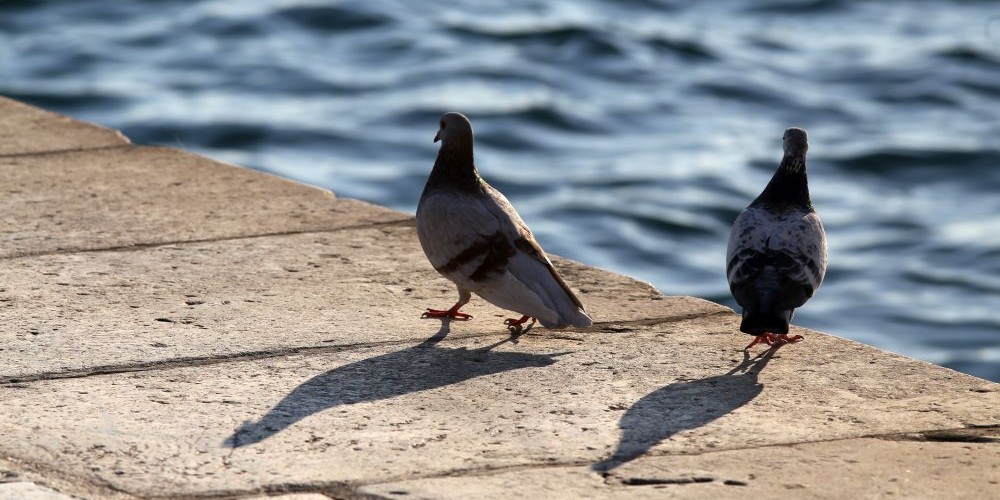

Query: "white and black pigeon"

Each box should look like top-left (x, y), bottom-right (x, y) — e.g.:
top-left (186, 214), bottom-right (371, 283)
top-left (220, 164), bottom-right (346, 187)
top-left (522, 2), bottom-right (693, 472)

top-left (416, 112), bottom-right (593, 332)
top-left (726, 127), bottom-right (827, 350)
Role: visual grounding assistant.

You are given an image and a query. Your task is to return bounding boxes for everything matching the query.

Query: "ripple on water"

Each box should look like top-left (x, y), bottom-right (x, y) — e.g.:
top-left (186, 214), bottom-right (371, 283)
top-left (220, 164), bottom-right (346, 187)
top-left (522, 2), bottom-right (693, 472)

top-left (448, 23), bottom-right (634, 69)
top-left (903, 268), bottom-right (1000, 296)
top-left (185, 13), bottom-right (269, 38)
top-left (479, 105), bottom-right (608, 134)
top-left (121, 122), bottom-right (400, 154)
top-left (934, 46), bottom-right (1000, 70)
top-left (744, 0), bottom-right (849, 14)
top-left (692, 81), bottom-right (786, 106)
top-left (829, 148), bottom-right (1000, 182)
top-left (559, 201), bottom-right (717, 238)
top-left (4, 89), bottom-right (128, 113)
top-left (275, 4), bottom-right (393, 33)
top-left (642, 35), bottom-right (717, 60)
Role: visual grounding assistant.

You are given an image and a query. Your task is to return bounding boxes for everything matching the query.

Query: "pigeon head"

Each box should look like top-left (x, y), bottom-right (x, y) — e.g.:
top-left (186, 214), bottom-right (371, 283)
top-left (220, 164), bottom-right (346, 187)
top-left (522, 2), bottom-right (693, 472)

top-left (434, 112), bottom-right (473, 145)
top-left (425, 112), bottom-right (479, 191)
top-left (752, 126), bottom-right (813, 208)
top-left (783, 127), bottom-right (808, 156)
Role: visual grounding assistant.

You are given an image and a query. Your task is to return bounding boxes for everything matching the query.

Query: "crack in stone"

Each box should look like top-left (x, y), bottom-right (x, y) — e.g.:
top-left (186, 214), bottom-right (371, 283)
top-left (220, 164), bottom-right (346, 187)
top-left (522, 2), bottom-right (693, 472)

top-left (619, 476), bottom-right (714, 486)
top-left (350, 424), bottom-right (1000, 491)
top-left (602, 424), bottom-right (1000, 463)
top-left (0, 335), bottom-right (470, 384)
top-left (0, 452), bottom-right (139, 500)
top-left (0, 143), bottom-right (133, 159)
top-left (1, 312), bottom-right (727, 385)
top-left (0, 217), bottom-right (414, 261)
top-left (880, 425), bottom-right (1000, 444)
top-left (3, 424), bottom-right (994, 500)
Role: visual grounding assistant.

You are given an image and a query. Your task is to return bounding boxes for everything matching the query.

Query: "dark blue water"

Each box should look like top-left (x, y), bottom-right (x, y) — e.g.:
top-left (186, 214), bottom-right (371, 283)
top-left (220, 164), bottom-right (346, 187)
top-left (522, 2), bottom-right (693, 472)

top-left (2, 0), bottom-right (998, 381)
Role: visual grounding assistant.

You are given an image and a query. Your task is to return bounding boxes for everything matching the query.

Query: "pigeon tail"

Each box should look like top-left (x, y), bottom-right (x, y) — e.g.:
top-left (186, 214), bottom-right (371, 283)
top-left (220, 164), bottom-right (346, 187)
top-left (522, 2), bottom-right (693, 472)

top-left (520, 260), bottom-right (593, 329)
top-left (537, 306), bottom-right (593, 329)
top-left (740, 308), bottom-right (791, 335)
top-left (522, 279), bottom-right (592, 329)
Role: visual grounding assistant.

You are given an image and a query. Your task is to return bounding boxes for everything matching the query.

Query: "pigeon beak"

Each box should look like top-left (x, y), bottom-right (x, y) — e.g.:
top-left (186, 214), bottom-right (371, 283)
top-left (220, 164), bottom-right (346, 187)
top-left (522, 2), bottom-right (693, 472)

top-left (433, 130), bottom-right (441, 143)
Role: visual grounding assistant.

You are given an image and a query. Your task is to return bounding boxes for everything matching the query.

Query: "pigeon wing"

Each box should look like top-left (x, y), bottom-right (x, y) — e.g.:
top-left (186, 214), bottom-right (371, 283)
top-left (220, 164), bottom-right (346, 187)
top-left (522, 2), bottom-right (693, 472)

top-left (727, 207), bottom-right (769, 288)
top-left (417, 186), bottom-right (591, 328)
top-left (767, 211), bottom-right (827, 296)
top-left (727, 207), bottom-right (827, 297)
top-left (480, 184), bottom-right (592, 328)
top-left (416, 190), bottom-right (504, 282)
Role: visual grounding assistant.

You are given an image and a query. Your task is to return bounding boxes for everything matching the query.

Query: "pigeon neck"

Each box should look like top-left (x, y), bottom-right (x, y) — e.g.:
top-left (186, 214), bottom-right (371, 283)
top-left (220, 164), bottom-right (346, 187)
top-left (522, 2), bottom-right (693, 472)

top-left (753, 154), bottom-right (813, 210)
top-left (427, 141), bottom-right (482, 192)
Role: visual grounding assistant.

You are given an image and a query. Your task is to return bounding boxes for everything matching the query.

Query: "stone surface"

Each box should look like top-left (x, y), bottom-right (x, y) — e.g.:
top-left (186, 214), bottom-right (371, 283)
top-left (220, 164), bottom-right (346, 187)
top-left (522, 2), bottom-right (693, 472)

top-left (0, 317), bottom-right (996, 498)
top-left (0, 146), bottom-right (407, 258)
top-left (0, 225), bottom-right (724, 381)
top-left (0, 96), bottom-right (129, 155)
top-left (0, 482), bottom-right (77, 500)
top-left (0, 98), bottom-right (997, 500)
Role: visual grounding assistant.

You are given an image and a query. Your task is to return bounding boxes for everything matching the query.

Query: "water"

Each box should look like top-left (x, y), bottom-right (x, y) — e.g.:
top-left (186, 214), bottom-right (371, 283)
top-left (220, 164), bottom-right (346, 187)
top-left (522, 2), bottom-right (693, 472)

top-left (2, 0), bottom-right (998, 381)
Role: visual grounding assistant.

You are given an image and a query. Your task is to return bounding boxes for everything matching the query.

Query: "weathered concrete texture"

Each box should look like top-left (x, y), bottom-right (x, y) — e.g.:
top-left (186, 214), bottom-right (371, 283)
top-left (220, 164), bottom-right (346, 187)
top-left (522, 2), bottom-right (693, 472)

top-left (0, 96), bottom-right (129, 155)
top-left (0, 224), bottom-right (722, 380)
top-left (0, 482), bottom-right (77, 500)
top-left (0, 98), bottom-right (998, 499)
top-left (361, 433), bottom-right (1000, 499)
top-left (0, 146), bottom-right (408, 258)
top-left (0, 317), bottom-right (996, 498)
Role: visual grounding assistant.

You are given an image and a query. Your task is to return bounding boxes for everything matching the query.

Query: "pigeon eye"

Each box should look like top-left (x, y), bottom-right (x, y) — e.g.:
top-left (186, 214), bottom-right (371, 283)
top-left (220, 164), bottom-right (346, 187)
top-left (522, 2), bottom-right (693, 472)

top-left (440, 121), bottom-right (446, 129)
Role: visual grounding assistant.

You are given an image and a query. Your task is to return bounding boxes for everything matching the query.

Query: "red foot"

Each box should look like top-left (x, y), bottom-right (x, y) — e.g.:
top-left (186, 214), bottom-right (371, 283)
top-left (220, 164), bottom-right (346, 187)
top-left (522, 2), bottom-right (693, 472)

top-left (504, 315), bottom-right (535, 333)
top-left (504, 315), bottom-right (533, 326)
top-left (421, 306), bottom-right (472, 320)
top-left (745, 333), bottom-right (804, 350)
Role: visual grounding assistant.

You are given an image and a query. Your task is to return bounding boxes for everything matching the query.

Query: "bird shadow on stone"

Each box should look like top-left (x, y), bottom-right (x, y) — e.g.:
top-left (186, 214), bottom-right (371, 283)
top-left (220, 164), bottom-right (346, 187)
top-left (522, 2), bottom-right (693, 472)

top-left (592, 348), bottom-right (776, 472)
top-left (225, 320), bottom-right (568, 448)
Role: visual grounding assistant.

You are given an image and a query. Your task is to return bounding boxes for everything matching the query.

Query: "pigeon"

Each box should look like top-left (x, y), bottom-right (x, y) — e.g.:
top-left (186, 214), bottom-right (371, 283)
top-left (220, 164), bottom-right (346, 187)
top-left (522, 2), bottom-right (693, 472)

top-left (726, 127), bottom-right (827, 349)
top-left (416, 112), bottom-right (593, 332)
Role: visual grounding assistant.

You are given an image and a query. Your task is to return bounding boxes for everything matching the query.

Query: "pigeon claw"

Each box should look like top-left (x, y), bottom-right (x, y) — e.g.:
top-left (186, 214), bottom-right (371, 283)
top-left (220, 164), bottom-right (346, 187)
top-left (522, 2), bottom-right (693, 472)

top-left (504, 315), bottom-right (536, 335)
top-left (421, 307), bottom-right (472, 320)
top-left (744, 332), bottom-right (804, 350)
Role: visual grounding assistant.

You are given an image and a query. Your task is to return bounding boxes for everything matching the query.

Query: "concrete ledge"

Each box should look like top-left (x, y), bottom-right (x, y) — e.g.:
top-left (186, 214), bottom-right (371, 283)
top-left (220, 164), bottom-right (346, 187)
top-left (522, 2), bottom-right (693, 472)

top-left (0, 146), bottom-right (407, 258)
top-left (0, 98), bottom-right (997, 499)
top-left (0, 96), bottom-right (129, 156)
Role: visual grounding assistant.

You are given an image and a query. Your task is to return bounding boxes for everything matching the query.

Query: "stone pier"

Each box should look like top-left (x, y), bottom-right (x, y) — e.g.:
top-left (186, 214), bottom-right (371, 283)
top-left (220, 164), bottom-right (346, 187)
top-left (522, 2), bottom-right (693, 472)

top-left (0, 96), bottom-right (997, 499)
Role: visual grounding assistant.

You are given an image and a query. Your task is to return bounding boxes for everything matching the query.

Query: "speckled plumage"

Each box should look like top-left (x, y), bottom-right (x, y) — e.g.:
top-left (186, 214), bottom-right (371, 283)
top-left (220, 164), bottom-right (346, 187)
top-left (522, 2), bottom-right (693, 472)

top-left (416, 112), bottom-right (592, 329)
top-left (726, 128), bottom-right (827, 335)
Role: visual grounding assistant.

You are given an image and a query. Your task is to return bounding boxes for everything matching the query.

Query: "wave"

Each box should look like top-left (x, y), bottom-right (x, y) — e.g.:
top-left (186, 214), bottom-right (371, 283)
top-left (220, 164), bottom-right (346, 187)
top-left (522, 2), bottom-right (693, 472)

top-left (829, 148), bottom-right (1000, 177)
top-left (903, 269), bottom-right (1000, 295)
top-left (560, 203), bottom-right (717, 236)
top-left (448, 24), bottom-right (627, 58)
top-left (275, 4), bottom-right (392, 32)
top-left (120, 121), bottom-right (394, 152)
top-left (744, 0), bottom-right (849, 14)
top-left (1, 88), bottom-right (127, 112)
top-left (643, 35), bottom-right (716, 60)
top-left (935, 46), bottom-right (1000, 70)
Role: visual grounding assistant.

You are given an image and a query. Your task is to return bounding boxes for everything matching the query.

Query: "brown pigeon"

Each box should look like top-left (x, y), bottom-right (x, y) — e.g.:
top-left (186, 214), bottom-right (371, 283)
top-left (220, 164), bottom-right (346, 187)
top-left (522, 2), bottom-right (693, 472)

top-left (416, 112), bottom-right (593, 331)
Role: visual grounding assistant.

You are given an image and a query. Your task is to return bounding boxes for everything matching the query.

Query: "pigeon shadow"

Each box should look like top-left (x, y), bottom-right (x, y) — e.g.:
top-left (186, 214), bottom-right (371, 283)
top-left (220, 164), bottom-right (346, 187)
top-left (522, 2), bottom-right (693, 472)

top-left (592, 348), bottom-right (775, 472)
top-left (225, 321), bottom-right (567, 447)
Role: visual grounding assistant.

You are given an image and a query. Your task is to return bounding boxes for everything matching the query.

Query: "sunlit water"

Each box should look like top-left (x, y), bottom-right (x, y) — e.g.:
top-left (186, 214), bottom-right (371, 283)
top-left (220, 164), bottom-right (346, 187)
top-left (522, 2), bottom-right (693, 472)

top-left (2, 0), bottom-right (998, 381)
